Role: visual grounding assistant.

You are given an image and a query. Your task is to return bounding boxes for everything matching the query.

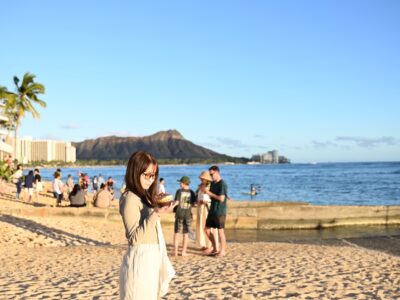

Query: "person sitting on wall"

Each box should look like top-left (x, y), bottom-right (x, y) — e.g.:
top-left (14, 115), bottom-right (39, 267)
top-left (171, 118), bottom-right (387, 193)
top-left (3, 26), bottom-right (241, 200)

top-left (93, 183), bottom-right (113, 208)
top-left (69, 184), bottom-right (87, 207)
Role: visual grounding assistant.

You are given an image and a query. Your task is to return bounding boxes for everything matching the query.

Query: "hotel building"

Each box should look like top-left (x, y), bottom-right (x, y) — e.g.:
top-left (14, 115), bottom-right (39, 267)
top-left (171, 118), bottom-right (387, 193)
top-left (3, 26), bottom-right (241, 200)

top-left (13, 137), bottom-right (76, 163)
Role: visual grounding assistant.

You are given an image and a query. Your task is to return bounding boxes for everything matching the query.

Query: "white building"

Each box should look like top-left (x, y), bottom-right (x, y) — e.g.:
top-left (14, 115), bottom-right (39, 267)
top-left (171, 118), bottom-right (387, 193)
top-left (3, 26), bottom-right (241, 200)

top-left (251, 150), bottom-right (279, 164)
top-left (13, 137), bottom-right (76, 163)
top-left (0, 104), bottom-right (75, 163)
top-left (0, 103), bottom-right (13, 160)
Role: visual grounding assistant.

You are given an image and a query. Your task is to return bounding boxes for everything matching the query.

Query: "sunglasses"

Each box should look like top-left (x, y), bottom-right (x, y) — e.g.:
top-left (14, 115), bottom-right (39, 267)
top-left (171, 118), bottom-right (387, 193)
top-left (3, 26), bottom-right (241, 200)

top-left (142, 172), bottom-right (156, 180)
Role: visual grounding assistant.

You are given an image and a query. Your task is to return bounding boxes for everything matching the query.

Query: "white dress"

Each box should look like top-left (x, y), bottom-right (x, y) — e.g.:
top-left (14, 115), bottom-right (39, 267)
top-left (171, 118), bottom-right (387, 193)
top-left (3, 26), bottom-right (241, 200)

top-left (119, 220), bottom-right (174, 300)
top-left (195, 190), bottom-right (219, 250)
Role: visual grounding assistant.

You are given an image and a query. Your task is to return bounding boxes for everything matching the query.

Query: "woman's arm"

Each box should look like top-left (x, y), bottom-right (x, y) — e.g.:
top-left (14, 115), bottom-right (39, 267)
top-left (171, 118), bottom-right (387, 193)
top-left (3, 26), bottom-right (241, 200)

top-left (205, 190), bottom-right (226, 202)
top-left (121, 194), bottom-right (160, 245)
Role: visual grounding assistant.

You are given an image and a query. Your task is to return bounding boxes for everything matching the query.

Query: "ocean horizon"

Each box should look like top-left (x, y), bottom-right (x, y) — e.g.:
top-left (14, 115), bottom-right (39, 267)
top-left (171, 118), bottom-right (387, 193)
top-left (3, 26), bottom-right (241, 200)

top-left (33, 161), bottom-right (400, 206)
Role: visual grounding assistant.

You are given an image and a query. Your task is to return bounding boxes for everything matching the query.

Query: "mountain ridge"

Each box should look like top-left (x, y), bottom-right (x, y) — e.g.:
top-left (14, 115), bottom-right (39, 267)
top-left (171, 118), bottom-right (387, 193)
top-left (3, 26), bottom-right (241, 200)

top-left (72, 129), bottom-right (247, 163)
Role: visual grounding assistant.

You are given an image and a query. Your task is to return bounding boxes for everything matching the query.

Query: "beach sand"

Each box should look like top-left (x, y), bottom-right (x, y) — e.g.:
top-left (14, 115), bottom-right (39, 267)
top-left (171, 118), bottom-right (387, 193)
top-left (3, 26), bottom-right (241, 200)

top-left (1, 184), bottom-right (400, 299)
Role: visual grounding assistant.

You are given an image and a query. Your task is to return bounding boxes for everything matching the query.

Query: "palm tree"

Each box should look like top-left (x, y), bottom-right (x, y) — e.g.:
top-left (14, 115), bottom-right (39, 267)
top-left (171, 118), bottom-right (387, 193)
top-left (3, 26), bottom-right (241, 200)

top-left (0, 86), bottom-right (7, 98)
top-left (0, 85), bottom-right (16, 139)
top-left (0, 86), bottom-right (13, 102)
top-left (4, 73), bottom-right (46, 158)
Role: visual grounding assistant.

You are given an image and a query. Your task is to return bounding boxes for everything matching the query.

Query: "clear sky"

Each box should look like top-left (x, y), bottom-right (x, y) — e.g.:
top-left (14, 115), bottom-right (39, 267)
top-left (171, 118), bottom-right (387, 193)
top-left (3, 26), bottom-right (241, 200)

top-left (1, 1), bottom-right (399, 163)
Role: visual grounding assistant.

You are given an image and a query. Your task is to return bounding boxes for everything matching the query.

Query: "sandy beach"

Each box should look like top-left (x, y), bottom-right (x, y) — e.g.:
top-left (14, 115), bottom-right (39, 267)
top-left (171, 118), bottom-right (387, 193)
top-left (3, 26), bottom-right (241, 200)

top-left (1, 185), bottom-right (400, 299)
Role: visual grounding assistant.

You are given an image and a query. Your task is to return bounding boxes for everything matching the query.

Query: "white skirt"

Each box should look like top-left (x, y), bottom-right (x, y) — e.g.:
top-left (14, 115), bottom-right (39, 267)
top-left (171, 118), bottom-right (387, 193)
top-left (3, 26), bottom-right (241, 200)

top-left (196, 204), bottom-right (219, 250)
top-left (119, 221), bottom-right (175, 300)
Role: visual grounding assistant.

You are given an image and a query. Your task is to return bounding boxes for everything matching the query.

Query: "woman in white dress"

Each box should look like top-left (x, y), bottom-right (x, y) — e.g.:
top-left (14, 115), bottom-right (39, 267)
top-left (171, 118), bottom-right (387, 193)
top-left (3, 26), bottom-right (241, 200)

top-left (195, 171), bottom-right (219, 251)
top-left (119, 151), bottom-right (176, 300)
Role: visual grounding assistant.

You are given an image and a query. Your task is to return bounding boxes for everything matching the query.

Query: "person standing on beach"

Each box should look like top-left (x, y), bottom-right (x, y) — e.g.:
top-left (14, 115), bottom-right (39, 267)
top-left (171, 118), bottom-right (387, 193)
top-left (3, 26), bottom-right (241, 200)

top-left (53, 172), bottom-right (64, 207)
top-left (202, 165), bottom-right (228, 257)
top-left (33, 168), bottom-right (43, 202)
top-left (98, 174), bottom-right (105, 187)
top-left (195, 171), bottom-right (219, 251)
top-left (106, 176), bottom-right (115, 196)
top-left (158, 177), bottom-right (166, 194)
top-left (119, 151), bottom-right (176, 300)
top-left (173, 176), bottom-right (196, 256)
top-left (82, 173), bottom-right (90, 190)
top-left (92, 176), bottom-right (99, 192)
top-left (66, 174), bottom-right (74, 195)
top-left (12, 164), bottom-right (23, 200)
top-left (23, 170), bottom-right (34, 203)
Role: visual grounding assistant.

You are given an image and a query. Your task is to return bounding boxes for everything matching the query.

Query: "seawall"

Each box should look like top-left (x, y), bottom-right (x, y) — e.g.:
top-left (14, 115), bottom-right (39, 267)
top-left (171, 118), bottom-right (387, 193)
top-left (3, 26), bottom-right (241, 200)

top-left (2, 201), bottom-right (400, 230)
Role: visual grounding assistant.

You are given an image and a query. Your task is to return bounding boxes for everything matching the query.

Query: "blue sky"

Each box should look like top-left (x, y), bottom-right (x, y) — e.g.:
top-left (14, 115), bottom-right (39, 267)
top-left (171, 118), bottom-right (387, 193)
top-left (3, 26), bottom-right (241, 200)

top-left (1, 0), bottom-right (399, 163)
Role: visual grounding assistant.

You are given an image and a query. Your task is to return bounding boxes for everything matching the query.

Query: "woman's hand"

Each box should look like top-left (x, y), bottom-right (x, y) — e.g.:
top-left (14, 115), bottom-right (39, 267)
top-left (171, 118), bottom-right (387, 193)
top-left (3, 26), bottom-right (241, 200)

top-left (154, 201), bottom-right (178, 214)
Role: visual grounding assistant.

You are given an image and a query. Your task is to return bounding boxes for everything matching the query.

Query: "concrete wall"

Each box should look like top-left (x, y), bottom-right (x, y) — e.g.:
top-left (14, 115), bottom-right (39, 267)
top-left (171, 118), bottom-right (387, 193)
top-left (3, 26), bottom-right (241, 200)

top-left (3, 201), bottom-right (400, 230)
top-left (226, 202), bottom-right (400, 229)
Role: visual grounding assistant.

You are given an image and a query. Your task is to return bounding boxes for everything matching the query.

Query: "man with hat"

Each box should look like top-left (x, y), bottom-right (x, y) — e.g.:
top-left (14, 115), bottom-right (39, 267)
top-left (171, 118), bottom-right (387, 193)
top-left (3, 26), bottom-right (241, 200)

top-left (173, 176), bottom-right (196, 256)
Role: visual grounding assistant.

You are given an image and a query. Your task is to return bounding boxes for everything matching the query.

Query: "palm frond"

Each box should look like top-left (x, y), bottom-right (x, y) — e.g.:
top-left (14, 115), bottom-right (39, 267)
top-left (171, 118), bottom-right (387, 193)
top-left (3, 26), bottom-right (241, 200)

top-left (34, 98), bottom-right (46, 108)
top-left (13, 76), bottom-right (20, 88)
top-left (22, 73), bottom-right (36, 86)
top-left (24, 100), bottom-right (40, 119)
top-left (28, 83), bottom-right (45, 94)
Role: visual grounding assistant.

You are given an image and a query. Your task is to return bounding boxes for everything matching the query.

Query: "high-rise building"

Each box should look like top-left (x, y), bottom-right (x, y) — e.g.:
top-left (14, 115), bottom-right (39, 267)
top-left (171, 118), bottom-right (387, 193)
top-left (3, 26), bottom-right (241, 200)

top-left (13, 137), bottom-right (76, 163)
top-left (251, 150), bottom-right (283, 164)
top-left (65, 142), bottom-right (76, 162)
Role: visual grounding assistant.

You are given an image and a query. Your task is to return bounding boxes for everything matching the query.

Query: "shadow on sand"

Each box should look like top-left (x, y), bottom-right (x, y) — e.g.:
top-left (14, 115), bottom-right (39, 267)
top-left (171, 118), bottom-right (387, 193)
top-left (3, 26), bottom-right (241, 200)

top-left (0, 192), bottom-right (48, 207)
top-left (0, 214), bottom-right (110, 246)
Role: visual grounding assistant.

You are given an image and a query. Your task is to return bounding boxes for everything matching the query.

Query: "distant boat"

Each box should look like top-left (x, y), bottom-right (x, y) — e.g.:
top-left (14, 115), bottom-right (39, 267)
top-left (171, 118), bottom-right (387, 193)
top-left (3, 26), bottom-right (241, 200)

top-left (309, 162), bottom-right (317, 165)
top-left (247, 161), bottom-right (261, 165)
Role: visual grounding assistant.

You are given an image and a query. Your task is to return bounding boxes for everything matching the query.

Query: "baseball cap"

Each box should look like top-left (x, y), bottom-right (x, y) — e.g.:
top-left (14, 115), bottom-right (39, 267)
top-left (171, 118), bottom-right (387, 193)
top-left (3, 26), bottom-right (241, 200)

top-left (177, 176), bottom-right (191, 185)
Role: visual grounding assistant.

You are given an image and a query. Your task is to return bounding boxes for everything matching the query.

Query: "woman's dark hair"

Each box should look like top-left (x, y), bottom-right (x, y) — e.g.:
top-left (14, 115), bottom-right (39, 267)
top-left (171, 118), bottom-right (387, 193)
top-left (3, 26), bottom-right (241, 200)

top-left (100, 183), bottom-right (106, 189)
top-left (125, 151), bottom-right (159, 207)
top-left (70, 184), bottom-right (81, 196)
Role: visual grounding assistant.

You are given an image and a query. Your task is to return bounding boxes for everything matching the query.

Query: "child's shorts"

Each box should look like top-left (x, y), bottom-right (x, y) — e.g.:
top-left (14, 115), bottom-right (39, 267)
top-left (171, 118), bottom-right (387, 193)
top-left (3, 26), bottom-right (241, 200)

top-left (174, 209), bottom-right (192, 234)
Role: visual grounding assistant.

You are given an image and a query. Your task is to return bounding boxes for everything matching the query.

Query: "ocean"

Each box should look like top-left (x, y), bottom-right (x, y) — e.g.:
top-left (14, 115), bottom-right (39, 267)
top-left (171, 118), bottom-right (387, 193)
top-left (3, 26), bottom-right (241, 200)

top-left (37, 162), bottom-right (400, 206)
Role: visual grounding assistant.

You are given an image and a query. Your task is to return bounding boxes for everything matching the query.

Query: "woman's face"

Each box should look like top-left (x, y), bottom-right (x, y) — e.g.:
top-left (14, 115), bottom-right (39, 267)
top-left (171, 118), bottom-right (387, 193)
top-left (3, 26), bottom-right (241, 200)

top-left (140, 163), bottom-right (156, 190)
top-left (201, 179), bottom-right (209, 185)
